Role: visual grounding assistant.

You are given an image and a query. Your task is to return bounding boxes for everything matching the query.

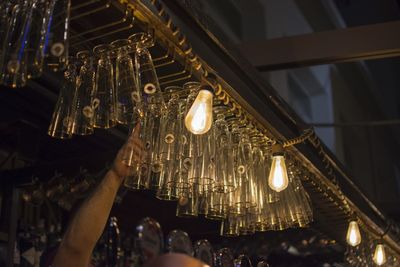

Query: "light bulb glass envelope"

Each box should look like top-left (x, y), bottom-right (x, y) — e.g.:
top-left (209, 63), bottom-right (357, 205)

top-left (346, 220), bottom-right (361, 247)
top-left (184, 86), bottom-right (213, 135)
top-left (268, 150), bottom-right (289, 192)
top-left (373, 243), bottom-right (387, 266)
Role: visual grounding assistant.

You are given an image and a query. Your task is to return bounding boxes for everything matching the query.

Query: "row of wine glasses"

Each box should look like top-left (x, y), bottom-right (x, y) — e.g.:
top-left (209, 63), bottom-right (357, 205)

top-left (117, 80), bottom-right (313, 236)
top-left (345, 236), bottom-right (399, 267)
top-left (48, 26), bottom-right (312, 236)
top-left (0, 0), bottom-right (70, 88)
top-left (21, 169), bottom-right (98, 210)
top-left (219, 159), bottom-right (313, 236)
top-left (48, 32), bottom-right (157, 138)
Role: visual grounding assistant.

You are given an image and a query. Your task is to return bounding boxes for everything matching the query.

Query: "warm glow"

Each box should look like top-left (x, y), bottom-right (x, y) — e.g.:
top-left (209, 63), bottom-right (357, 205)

top-left (346, 221), bottom-right (361, 246)
top-left (268, 155), bottom-right (289, 192)
top-left (190, 102), bottom-right (206, 132)
top-left (373, 244), bottom-right (387, 266)
top-left (184, 89), bottom-right (213, 135)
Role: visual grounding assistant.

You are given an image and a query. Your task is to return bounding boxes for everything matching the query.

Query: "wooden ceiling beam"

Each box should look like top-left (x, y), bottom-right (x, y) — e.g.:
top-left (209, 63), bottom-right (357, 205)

top-left (238, 21), bottom-right (400, 71)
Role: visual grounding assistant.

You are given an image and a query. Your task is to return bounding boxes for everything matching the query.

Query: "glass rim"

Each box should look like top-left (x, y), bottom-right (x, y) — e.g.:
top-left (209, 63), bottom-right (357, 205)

top-left (110, 39), bottom-right (130, 49)
top-left (93, 44), bottom-right (111, 54)
top-left (76, 50), bottom-right (91, 59)
top-left (183, 81), bottom-right (201, 90)
top-left (128, 32), bottom-right (154, 48)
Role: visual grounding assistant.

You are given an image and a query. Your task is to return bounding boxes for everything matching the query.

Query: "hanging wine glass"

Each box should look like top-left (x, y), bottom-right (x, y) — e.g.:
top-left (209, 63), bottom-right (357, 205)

top-left (111, 39), bottom-right (136, 125)
top-left (122, 32), bottom-right (160, 189)
top-left (189, 127), bottom-right (216, 194)
top-left (26, 0), bottom-right (49, 79)
top-left (220, 212), bottom-right (239, 237)
top-left (258, 193), bottom-right (279, 231)
top-left (287, 161), bottom-right (313, 227)
top-left (238, 208), bottom-right (256, 235)
top-left (156, 86), bottom-right (181, 200)
top-left (129, 32), bottom-right (160, 105)
top-left (92, 44), bottom-right (116, 129)
top-left (48, 58), bottom-right (76, 139)
top-left (0, 2), bottom-right (11, 48)
top-left (198, 192), bottom-right (209, 215)
top-left (205, 190), bottom-right (226, 220)
top-left (123, 121), bottom-right (149, 191)
top-left (172, 93), bottom-right (198, 211)
top-left (45, 0), bottom-right (70, 72)
top-left (70, 50), bottom-right (95, 135)
top-left (176, 185), bottom-right (199, 218)
top-left (231, 124), bottom-right (257, 215)
top-left (213, 104), bottom-right (236, 193)
top-left (251, 136), bottom-right (269, 231)
top-left (1, 0), bottom-right (35, 88)
top-left (131, 32), bottom-right (166, 190)
top-left (241, 125), bottom-right (258, 208)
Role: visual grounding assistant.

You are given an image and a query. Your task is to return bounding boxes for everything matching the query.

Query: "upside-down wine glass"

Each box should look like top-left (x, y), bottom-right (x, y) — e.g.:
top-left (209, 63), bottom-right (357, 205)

top-left (92, 44), bottom-right (116, 129)
top-left (132, 32), bottom-right (166, 191)
top-left (70, 50), bottom-right (95, 135)
top-left (1, 0), bottom-right (35, 88)
top-left (47, 58), bottom-right (76, 139)
top-left (45, 0), bottom-right (70, 72)
top-left (156, 86), bottom-right (181, 200)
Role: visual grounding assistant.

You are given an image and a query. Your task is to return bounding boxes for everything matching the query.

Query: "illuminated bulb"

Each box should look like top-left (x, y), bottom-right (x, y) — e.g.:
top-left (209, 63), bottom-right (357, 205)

top-left (373, 243), bottom-right (387, 266)
top-left (184, 86), bottom-right (213, 135)
top-left (268, 144), bottom-right (289, 192)
top-left (346, 221), bottom-right (361, 246)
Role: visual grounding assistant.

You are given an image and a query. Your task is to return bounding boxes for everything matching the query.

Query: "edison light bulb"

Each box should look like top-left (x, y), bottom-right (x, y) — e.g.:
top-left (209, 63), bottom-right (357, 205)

top-left (184, 86), bottom-right (213, 135)
top-left (268, 144), bottom-right (289, 192)
top-left (346, 221), bottom-right (361, 246)
top-left (373, 243), bottom-right (387, 266)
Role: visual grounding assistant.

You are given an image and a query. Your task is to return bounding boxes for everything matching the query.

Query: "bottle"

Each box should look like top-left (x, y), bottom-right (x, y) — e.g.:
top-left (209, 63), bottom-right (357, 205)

top-left (105, 217), bottom-right (121, 267)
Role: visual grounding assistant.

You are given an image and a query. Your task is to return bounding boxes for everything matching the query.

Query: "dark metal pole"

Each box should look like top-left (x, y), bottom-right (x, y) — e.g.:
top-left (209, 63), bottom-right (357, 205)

top-left (6, 187), bottom-right (20, 267)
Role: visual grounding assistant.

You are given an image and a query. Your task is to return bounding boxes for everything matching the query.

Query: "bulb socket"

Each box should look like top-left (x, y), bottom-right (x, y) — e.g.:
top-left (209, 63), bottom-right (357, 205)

top-left (204, 72), bottom-right (218, 86)
top-left (272, 144), bottom-right (284, 156)
top-left (199, 84), bottom-right (214, 94)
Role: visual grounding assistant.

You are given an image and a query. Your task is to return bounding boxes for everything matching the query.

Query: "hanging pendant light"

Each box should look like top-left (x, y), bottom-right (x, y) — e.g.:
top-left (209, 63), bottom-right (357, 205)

top-left (373, 242), bottom-right (387, 266)
top-left (184, 85), bottom-right (214, 135)
top-left (346, 220), bottom-right (361, 246)
top-left (268, 144), bottom-right (289, 192)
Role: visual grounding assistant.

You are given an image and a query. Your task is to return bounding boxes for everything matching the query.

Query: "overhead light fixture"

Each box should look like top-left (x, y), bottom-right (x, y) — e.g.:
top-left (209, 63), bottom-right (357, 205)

top-left (346, 220), bottom-right (361, 246)
top-left (268, 144), bottom-right (289, 192)
top-left (184, 85), bottom-right (214, 135)
top-left (373, 243), bottom-right (387, 266)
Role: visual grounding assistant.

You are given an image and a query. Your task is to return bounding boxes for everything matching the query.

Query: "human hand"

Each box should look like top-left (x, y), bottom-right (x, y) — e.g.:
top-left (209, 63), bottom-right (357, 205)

top-left (111, 123), bottom-right (144, 179)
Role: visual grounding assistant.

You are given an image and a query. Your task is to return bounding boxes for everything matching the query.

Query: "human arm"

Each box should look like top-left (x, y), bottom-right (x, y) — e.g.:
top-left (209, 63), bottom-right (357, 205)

top-left (52, 124), bottom-right (142, 267)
